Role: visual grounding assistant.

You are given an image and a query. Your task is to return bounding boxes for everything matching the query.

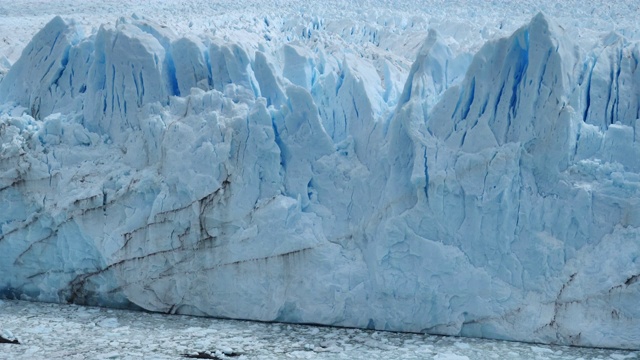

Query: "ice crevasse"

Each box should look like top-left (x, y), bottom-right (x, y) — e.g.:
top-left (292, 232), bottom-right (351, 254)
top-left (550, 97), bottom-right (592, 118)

top-left (0, 13), bottom-right (639, 350)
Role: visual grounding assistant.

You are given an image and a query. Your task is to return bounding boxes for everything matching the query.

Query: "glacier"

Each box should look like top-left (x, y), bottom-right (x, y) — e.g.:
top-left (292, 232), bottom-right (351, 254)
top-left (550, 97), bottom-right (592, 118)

top-left (0, 12), bottom-right (639, 350)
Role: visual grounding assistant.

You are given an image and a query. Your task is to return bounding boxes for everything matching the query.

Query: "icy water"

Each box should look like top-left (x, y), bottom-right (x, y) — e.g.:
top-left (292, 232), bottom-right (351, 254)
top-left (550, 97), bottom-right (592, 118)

top-left (0, 300), bottom-right (637, 360)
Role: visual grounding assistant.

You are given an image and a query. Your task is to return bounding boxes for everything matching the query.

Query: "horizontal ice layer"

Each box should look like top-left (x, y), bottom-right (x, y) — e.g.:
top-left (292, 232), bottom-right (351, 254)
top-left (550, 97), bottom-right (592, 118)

top-left (0, 13), bottom-right (639, 350)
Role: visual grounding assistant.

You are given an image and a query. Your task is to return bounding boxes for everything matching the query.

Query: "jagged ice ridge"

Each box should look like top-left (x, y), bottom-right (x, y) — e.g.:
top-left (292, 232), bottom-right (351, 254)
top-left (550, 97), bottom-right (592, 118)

top-left (0, 13), bottom-right (639, 350)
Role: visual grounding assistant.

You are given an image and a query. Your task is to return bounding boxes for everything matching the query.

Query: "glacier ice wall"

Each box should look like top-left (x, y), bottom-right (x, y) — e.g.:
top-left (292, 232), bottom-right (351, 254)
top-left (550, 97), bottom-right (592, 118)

top-left (0, 14), bottom-right (639, 350)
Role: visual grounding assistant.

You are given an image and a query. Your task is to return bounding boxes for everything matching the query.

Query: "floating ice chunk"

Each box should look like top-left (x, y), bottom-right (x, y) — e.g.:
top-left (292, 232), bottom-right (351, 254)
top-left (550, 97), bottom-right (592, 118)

top-left (96, 317), bottom-right (120, 328)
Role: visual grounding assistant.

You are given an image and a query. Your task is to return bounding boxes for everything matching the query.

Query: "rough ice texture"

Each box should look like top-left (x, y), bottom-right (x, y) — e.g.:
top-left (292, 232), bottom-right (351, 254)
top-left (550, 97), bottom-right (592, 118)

top-left (0, 13), bottom-right (639, 350)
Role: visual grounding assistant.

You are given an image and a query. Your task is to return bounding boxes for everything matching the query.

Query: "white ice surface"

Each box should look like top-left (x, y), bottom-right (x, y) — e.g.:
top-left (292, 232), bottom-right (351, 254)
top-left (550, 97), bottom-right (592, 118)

top-left (1, 0), bottom-right (640, 351)
top-left (0, 300), bottom-right (638, 360)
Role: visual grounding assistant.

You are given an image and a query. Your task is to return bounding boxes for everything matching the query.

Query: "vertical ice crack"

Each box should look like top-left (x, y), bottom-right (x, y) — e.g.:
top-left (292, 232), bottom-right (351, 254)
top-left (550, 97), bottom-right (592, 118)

top-left (583, 58), bottom-right (596, 122)
top-left (423, 147), bottom-right (429, 200)
top-left (461, 77), bottom-right (475, 120)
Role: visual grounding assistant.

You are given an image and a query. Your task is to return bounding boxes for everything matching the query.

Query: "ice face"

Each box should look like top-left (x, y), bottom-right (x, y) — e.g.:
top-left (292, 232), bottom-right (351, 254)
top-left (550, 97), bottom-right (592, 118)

top-left (0, 13), bottom-right (639, 350)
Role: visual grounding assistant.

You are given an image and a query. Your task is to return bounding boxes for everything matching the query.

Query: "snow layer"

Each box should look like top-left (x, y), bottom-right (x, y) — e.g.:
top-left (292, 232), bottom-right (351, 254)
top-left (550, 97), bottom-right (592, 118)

top-left (0, 1), bottom-right (639, 351)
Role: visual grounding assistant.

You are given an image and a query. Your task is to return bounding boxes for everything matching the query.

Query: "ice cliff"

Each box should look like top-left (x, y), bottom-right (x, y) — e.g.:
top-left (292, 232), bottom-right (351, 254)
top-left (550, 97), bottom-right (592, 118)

top-left (0, 13), bottom-right (639, 349)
